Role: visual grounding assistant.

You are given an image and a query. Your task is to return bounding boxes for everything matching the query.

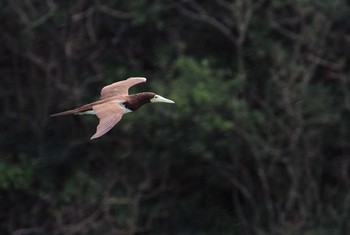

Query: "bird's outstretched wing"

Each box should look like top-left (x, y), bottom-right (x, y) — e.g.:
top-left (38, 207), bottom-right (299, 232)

top-left (100, 77), bottom-right (147, 99)
top-left (90, 101), bottom-right (125, 139)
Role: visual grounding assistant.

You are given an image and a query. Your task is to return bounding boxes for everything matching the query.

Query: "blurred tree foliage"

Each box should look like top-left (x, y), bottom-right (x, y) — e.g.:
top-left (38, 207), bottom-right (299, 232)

top-left (1, 0), bottom-right (350, 234)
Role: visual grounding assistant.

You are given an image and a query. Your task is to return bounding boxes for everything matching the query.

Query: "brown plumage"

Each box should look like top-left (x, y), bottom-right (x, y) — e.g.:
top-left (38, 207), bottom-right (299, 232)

top-left (51, 77), bottom-right (175, 139)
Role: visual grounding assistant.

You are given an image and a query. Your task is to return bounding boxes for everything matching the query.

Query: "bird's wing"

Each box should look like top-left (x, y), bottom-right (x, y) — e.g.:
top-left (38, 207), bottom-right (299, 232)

top-left (90, 101), bottom-right (125, 139)
top-left (100, 77), bottom-right (147, 99)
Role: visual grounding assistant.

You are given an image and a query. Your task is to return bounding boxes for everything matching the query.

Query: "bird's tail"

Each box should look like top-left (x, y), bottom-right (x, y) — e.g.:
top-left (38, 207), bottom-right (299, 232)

top-left (50, 108), bottom-right (81, 117)
top-left (50, 103), bottom-right (94, 117)
top-left (50, 97), bottom-right (117, 117)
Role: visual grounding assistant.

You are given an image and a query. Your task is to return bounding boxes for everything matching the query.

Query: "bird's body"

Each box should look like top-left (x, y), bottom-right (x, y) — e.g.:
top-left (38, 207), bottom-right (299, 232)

top-left (51, 77), bottom-right (174, 139)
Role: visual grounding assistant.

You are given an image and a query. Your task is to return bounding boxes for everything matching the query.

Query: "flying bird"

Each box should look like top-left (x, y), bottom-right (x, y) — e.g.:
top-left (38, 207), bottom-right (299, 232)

top-left (51, 77), bottom-right (175, 139)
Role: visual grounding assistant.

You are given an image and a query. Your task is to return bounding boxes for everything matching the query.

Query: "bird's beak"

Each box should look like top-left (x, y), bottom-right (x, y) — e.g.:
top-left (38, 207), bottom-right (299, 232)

top-left (151, 95), bottom-right (175, 104)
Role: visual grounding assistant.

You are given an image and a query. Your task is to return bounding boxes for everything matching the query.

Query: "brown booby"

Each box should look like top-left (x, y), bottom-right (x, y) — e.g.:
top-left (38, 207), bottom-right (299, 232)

top-left (51, 77), bottom-right (174, 139)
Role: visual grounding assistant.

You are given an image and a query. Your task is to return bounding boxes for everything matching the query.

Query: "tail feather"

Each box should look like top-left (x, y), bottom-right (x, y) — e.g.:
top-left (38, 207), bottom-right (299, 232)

top-left (50, 103), bottom-right (94, 117)
top-left (50, 108), bottom-right (80, 117)
top-left (50, 97), bottom-right (122, 117)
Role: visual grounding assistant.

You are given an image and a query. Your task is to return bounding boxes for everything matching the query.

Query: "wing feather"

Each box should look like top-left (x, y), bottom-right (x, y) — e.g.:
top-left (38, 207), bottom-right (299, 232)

top-left (100, 77), bottom-right (146, 99)
top-left (90, 101), bottom-right (125, 139)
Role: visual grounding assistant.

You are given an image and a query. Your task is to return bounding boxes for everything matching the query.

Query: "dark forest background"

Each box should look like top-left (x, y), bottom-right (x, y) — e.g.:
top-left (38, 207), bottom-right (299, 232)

top-left (1, 0), bottom-right (350, 234)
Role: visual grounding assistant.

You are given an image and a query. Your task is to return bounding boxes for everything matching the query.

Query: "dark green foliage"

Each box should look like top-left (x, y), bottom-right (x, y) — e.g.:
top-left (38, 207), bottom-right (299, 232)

top-left (1, 0), bottom-right (350, 234)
